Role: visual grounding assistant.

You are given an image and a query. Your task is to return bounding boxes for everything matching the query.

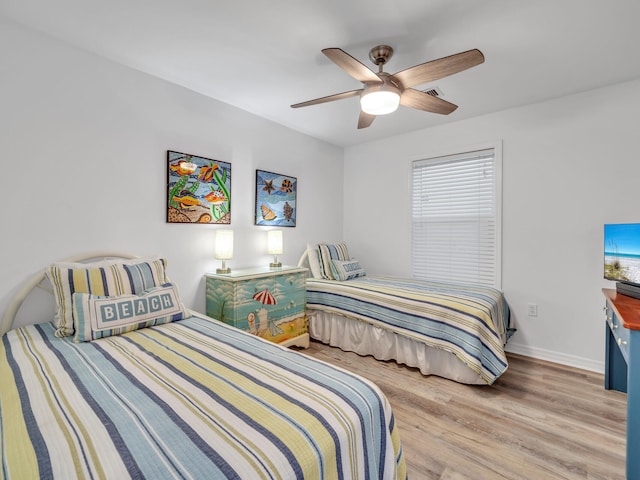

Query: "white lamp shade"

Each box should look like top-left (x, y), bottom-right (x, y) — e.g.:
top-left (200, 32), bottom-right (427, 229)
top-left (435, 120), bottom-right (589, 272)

top-left (215, 230), bottom-right (234, 260)
top-left (267, 230), bottom-right (283, 255)
top-left (360, 90), bottom-right (400, 115)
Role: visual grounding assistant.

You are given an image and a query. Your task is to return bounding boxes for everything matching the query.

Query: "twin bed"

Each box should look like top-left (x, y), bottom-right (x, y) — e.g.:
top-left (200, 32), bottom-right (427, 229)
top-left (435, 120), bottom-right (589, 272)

top-left (0, 253), bottom-right (406, 479)
top-left (299, 243), bottom-right (513, 386)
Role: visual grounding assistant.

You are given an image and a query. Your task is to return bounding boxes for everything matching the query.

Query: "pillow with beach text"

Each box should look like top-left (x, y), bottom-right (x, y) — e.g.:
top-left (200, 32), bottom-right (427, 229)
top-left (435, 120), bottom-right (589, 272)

top-left (72, 283), bottom-right (190, 342)
top-left (331, 259), bottom-right (366, 281)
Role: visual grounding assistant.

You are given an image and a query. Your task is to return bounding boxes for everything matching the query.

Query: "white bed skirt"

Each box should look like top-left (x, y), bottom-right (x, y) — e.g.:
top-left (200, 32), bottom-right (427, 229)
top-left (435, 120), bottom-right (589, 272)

top-left (308, 309), bottom-right (486, 385)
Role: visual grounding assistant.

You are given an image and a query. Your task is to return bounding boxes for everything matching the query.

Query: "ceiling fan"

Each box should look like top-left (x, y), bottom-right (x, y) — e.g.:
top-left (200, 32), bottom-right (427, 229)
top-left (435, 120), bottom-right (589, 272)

top-left (291, 45), bottom-right (484, 129)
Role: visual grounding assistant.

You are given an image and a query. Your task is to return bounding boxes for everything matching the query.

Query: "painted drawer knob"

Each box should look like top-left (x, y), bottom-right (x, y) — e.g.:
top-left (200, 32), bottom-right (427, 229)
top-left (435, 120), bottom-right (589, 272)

top-left (609, 322), bottom-right (618, 329)
top-left (618, 337), bottom-right (627, 347)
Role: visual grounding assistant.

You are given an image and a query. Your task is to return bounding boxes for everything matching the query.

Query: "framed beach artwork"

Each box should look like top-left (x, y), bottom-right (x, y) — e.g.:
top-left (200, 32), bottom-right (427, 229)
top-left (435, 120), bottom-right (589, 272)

top-left (167, 150), bottom-right (231, 224)
top-left (254, 170), bottom-right (297, 227)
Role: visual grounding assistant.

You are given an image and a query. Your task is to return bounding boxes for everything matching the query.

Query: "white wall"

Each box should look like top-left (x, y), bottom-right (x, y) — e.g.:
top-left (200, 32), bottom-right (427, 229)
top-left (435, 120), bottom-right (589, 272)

top-left (344, 79), bottom-right (640, 372)
top-left (0, 19), bottom-right (343, 326)
top-left (4, 17), bottom-right (639, 374)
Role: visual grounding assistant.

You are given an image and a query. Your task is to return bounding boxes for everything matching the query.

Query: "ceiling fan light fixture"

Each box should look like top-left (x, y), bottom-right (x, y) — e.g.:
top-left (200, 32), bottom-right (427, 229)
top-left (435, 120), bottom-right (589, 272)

top-left (360, 84), bottom-right (401, 115)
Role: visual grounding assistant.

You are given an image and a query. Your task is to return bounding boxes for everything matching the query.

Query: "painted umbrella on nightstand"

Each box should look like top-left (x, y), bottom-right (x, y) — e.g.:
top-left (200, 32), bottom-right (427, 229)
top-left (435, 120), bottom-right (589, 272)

top-left (252, 289), bottom-right (283, 336)
top-left (253, 288), bottom-right (277, 305)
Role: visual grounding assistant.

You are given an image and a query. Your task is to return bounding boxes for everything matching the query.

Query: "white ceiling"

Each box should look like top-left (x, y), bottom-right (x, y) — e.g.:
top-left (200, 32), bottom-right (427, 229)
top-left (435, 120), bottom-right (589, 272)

top-left (2, 0), bottom-right (640, 148)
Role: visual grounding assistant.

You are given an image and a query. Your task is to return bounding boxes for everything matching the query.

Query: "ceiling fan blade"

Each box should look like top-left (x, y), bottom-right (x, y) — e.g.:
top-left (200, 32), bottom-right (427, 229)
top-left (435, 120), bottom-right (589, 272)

top-left (357, 111), bottom-right (376, 129)
top-left (393, 49), bottom-right (484, 88)
top-left (322, 48), bottom-right (381, 84)
top-left (400, 88), bottom-right (458, 115)
top-left (291, 89), bottom-right (362, 108)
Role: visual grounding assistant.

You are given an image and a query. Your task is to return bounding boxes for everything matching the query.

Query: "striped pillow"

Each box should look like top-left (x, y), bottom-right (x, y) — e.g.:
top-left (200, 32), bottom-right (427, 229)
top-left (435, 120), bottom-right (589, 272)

top-left (317, 242), bottom-right (350, 280)
top-left (72, 283), bottom-right (190, 342)
top-left (46, 257), bottom-right (169, 337)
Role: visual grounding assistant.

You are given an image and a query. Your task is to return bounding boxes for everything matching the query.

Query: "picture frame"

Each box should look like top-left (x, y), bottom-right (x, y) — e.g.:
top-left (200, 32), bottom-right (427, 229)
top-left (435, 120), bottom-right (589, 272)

top-left (167, 150), bottom-right (231, 224)
top-left (254, 170), bottom-right (297, 227)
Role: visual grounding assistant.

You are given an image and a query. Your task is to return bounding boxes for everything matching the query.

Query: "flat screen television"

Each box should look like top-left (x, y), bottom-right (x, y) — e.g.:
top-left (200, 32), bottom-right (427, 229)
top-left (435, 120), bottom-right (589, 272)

top-left (604, 223), bottom-right (640, 287)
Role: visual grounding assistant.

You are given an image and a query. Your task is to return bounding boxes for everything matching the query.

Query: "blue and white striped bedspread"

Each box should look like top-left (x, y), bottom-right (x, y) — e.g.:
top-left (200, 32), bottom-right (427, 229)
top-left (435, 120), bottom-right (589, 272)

top-left (306, 275), bottom-right (512, 385)
top-left (0, 314), bottom-right (406, 479)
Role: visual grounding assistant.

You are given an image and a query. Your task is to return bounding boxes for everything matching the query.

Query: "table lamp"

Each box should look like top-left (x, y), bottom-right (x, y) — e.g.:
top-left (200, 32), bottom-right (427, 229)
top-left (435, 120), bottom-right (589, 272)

top-left (267, 230), bottom-right (283, 268)
top-left (215, 229), bottom-right (233, 274)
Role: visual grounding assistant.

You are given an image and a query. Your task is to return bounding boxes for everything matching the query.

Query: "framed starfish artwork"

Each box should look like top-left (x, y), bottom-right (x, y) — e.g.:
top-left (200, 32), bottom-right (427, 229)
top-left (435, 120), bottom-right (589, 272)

top-left (254, 170), bottom-right (297, 227)
top-left (167, 150), bottom-right (231, 224)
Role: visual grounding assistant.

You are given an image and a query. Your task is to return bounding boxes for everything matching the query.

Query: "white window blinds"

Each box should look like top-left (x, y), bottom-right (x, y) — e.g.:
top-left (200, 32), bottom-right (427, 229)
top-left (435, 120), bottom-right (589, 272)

top-left (411, 148), bottom-right (501, 288)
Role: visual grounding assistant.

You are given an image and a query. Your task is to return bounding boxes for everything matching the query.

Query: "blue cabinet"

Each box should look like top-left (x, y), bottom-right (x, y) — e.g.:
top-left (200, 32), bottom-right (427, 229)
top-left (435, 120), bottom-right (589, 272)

top-left (206, 266), bottom-right (309, 348)
top-left (604, 288), bottom-right (640, 479)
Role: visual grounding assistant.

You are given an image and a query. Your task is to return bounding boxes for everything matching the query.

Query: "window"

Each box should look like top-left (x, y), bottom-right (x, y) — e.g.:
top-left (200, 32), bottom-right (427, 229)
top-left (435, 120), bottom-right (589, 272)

top-left (411, 146), bottom-right (502, 288)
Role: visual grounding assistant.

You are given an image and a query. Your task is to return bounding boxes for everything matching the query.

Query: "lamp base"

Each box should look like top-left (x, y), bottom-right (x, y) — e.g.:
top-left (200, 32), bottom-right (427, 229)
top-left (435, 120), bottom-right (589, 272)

top-left (216, 267), bottom-right (231, 274)
top-left (269, 262), bottom-right (282, 269)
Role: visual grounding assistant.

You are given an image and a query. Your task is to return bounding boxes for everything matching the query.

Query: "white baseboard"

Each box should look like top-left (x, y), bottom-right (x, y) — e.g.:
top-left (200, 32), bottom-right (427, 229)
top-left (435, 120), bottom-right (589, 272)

top-left (505, 342), bottom-right (604, 374)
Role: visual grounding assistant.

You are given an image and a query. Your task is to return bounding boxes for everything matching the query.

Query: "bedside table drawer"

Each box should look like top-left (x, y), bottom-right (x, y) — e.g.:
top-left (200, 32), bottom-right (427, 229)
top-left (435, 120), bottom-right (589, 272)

top-left (233, 276), bottom-right (305, 303)
top-left (607, 304), bottom-right (630, 362)
top-left (274, 272), bottom-right (306, 294)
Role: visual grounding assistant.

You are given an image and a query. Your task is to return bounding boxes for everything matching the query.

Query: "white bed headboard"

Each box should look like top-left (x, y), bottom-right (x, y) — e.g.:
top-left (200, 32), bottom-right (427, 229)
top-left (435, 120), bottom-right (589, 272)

top-left (1, 251), bottom-right (138, 336)
top-left (297, 249), bottom-right (310, 269)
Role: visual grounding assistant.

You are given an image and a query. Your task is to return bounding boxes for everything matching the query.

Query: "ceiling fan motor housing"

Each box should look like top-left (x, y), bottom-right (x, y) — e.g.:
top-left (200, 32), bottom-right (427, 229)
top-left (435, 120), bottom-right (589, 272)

top-left (362, 73), bottom-right (401, 96)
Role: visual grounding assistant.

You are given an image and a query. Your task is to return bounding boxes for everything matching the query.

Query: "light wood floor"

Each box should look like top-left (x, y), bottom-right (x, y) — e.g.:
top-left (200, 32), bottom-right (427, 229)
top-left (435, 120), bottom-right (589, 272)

top-left (300, 341), bottom-right (627, 480)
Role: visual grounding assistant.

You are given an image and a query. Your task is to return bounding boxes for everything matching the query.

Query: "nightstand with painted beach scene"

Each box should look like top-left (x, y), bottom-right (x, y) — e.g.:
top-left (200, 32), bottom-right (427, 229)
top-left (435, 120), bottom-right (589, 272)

top-left (205, 266), bottom-right (309, 348)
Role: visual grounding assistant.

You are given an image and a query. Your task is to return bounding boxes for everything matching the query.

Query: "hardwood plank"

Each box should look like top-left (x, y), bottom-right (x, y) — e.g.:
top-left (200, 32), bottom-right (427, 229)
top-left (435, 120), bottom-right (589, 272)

top-left (299, 342), bottom-right (627, 480)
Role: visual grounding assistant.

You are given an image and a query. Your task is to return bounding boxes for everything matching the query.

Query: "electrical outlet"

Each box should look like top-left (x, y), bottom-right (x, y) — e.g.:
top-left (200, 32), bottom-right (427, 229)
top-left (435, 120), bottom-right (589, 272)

top-left (527, 303), bottom-right (538, 317)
